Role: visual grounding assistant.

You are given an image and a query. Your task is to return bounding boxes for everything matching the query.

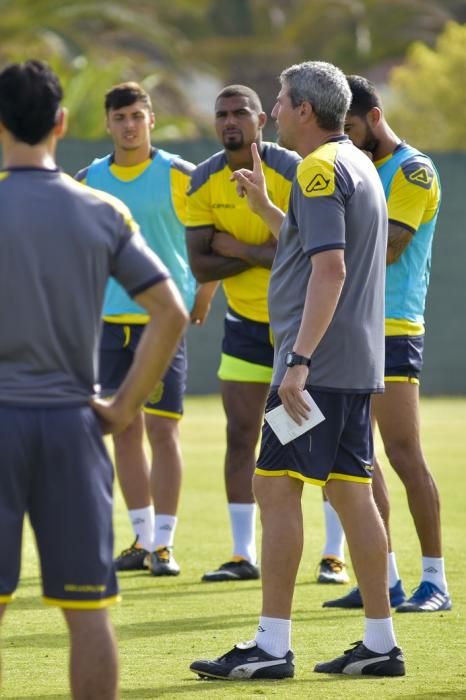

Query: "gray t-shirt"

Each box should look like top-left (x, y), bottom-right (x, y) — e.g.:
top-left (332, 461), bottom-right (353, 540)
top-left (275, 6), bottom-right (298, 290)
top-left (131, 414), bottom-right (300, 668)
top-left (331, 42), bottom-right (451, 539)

top-left (269, 136), bottom-right (387, 392)
top-left (0, 168), bottom-right (169, 405)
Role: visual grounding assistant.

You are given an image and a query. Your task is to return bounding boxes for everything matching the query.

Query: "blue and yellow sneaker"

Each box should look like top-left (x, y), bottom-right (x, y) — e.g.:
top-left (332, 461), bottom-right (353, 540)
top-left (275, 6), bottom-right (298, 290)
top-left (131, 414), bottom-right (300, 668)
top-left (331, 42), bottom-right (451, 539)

top-left (322, 579), bottom-right (406, 608)
top-left (114, 537), bottom-right (149, 571)
top-left (396, 581), bottom-right (452, 613)
top-left (316, 556), bottom-right (350, 584)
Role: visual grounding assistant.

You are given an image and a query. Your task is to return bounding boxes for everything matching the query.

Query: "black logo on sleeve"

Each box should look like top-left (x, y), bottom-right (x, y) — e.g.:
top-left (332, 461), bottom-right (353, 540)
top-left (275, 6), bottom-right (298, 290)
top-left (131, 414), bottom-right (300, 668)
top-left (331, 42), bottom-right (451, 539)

top-left (306, 173), bottom-right (330, 193)
top-left (408, 167), bottom-right (433, 186)
top-left (401, 160), bottom-right (434, 190)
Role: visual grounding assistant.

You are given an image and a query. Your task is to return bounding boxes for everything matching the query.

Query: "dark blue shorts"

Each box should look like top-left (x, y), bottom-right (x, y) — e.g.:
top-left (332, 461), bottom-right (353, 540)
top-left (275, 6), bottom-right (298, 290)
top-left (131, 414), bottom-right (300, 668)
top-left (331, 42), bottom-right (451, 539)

top-left (218, 308), bottom-right (274, 383)
top-left (256, 388), bottom-right (374, 486)
top-left (0, 404), bottom-right (118, 608)
top-left (100, 322), bottom-right (187, 418)
top-left (385, 334), bottom-right (424, 383)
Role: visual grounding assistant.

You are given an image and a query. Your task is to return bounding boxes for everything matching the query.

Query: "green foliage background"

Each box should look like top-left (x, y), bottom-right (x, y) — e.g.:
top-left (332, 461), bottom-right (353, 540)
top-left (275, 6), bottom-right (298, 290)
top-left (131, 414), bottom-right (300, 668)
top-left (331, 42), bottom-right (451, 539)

top-left (0, 1), bottom-right (465, 146)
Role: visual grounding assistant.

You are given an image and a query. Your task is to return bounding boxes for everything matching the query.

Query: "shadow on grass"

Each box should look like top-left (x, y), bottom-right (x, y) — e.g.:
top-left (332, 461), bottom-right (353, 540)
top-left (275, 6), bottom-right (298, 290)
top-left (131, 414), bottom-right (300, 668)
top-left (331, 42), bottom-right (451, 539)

top-left (119, 583), bottom-right (261, 601)
top-left (1, 693), bottom-right (68, 700)
top-left (3, 630), bottom-right (68, 649)
top-left (117, 611), bottom-right (258, 640)
top-left (121, 678), bottom-right (306, 697)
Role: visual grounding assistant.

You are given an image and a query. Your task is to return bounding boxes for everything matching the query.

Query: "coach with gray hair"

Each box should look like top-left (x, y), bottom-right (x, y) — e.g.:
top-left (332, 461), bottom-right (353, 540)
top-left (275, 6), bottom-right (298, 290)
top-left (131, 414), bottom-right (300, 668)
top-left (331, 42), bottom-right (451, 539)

top-left (190, 60), bottom-right (406, 680)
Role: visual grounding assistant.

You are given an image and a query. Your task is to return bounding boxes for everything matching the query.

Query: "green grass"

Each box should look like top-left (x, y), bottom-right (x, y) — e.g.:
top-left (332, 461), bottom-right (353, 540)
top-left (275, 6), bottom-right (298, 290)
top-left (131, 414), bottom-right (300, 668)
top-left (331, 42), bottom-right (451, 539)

top-left (1, 395), bottom-right (465, 699)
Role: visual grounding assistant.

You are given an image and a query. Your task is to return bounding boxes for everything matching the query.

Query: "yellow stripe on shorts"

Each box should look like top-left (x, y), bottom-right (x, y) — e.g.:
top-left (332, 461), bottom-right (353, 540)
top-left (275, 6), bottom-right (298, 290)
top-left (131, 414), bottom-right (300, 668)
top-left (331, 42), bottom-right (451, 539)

top-left (385, 375), bottom-right (419, 384)
top-left (43, 594), bottom-right (121, 609)
top-left (218, 353), bottom-right (272, 383)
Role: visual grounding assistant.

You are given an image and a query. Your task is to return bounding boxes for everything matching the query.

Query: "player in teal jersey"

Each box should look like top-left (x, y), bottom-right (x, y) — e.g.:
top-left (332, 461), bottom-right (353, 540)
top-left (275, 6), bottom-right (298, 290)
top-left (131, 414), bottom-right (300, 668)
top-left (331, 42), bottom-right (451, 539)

top-left (321, 76), bottom-right (451, 614)
top-left (77, 83), bottom-right (216, 577)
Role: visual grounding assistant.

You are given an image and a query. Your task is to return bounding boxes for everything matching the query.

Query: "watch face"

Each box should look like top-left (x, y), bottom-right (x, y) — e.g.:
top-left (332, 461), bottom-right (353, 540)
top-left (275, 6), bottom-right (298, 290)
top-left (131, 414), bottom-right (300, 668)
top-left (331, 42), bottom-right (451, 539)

top-left (285, 352), bottom-right (295, 366)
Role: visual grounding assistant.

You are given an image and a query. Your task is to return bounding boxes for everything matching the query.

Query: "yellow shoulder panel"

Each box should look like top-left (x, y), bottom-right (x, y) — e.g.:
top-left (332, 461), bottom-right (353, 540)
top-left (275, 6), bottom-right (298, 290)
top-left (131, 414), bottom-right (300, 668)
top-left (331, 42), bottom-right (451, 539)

top-left (296, 142), bottom-right (337, 198)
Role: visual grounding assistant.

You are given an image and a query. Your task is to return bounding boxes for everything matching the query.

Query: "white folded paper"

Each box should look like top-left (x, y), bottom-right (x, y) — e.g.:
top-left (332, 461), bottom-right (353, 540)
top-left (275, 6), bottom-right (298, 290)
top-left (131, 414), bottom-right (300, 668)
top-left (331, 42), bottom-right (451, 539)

top-left (264, 390), bottom-right (325, 445)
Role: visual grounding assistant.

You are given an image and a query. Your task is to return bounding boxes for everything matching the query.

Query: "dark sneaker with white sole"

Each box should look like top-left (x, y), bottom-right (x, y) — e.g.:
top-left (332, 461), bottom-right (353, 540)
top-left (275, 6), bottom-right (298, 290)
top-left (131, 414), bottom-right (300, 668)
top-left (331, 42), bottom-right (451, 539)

top-left (317, 556), bottom-right (350, 584)
top-left (396, 580), bottom-right (452, 613)
top-left (114, 538), bottom-right (149, 571)
top-left (148, 546), bottom-right (180, 576)
top-left (322, 579), bottom-right (406, 608)
top-left (202, 559), bottom-right (260, 582)
top-left (190, 640), bottom-right (294, 680)
top-left (314, 641), bottom-right (405, 677)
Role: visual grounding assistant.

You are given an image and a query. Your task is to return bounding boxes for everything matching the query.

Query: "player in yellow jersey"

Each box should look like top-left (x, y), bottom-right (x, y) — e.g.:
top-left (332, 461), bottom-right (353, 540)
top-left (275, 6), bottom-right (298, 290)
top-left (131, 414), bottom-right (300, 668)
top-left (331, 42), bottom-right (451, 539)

top-left (76, 83), bottom-right (216, 577)
top-left (186, 85), bottom-right (300, 581)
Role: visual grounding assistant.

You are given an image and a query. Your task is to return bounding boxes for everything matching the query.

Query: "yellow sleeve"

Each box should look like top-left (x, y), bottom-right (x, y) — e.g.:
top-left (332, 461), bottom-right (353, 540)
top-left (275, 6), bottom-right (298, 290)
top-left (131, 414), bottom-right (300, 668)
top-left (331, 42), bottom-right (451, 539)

top-left (387, 162), bottom-right (440, 233)
top-left (170, 167), bottom-right (191, 225)
top-left (185, 179), bottom-right (214, 229)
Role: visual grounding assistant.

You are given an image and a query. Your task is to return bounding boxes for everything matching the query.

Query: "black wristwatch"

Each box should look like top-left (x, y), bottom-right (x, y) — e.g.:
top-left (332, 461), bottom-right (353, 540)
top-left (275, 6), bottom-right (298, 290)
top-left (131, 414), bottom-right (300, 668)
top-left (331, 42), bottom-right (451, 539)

top-left (285, 351), bottom-right (311, 368)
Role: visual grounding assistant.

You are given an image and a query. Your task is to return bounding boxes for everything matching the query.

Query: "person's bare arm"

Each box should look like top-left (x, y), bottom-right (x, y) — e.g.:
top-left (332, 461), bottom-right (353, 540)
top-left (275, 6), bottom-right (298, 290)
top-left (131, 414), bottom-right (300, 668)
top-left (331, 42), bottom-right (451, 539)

top-left (279, 249), bottom-right (346, 423)
top-left (91, 279), bottom-right (188, 433)
top-left (387, 222), bottom-right (413, 265)
top-left (186, 226), bottom-right (250, 283)
top-left (230, 143), bottom-right (286, 238)
top-left (211, 231), bottom-right (277, 269)
top-left (190, 280), bottom-right (219, 325)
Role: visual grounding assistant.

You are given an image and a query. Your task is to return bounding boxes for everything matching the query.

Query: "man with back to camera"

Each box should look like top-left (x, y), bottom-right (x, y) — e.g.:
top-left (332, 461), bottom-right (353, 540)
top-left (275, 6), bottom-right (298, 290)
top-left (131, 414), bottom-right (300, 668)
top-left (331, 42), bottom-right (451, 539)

top-left (190, 61), bottom-right (406, 679)
top-left (185, 85), bottom-right (300, 582)
top-left (321, 75), bottom-right (451, 614)
top-left (0, 60), bottom-right (187, 699)
top-left (76, 82), bottom-right (216, 577)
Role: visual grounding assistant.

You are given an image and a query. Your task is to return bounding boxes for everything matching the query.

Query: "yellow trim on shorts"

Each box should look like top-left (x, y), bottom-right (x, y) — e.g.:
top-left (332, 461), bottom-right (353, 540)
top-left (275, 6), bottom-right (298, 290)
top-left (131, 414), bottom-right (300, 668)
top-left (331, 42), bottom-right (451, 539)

top-left (254, 468), bottom-right (372, 486)
top-left (43, 594), bottom-right (121, 610)
top-left (0, 593), bottom-right (15, 604)
top-left (385, 375), bottom-right (419, 384)
top-left (385, 318), bottom-right (424, 336)
top-left (103, 314), bottom-right (148, 324)
top-left (218, 353), bottom-right (272, 383)
top-left (143, 407), bottom-right (182, 420)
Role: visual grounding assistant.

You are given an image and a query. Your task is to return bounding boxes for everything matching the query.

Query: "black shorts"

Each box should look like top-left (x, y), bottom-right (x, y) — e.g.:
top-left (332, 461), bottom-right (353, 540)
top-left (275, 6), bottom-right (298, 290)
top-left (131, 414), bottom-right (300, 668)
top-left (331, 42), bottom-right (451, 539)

top-left (0, 404), bottom-right (118, 608)
top-left (385, 334), bottom-right (424, 383)
top-left (100, 322), bottom-right (187, 418)
top-left (256, 388), bottom-right (374, 486)
top-left (218, 308), bottom-right (274, 383)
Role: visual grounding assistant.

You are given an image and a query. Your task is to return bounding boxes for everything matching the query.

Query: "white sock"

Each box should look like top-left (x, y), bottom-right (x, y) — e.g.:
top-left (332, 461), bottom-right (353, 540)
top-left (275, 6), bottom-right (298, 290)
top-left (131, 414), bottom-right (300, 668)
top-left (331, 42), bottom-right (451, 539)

top-left (322, 500), bottom-right (345, 560)
top-left (255, 616), bottom-right (291, 657)
top-left (422, 556), bottom-right (448, 593)
top-left (388, 551), bottom-right (401, 589)
top-left (153, 514), bottom-right (178, 550)
top-left (129, 506), bottom-right (155, 551)
top-left (363, 617), bottom-right (397, 654)
top-left (229, 503), bottom-right (257, 563)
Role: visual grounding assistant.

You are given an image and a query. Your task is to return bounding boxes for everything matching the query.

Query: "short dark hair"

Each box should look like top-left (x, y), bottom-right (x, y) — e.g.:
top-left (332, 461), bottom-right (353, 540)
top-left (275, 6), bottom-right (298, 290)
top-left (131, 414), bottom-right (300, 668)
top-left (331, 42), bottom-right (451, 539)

top-left (215, 85), bottom-right (263, 113)
top-left (104, 82), bottom-right (152, 113)
top-left (346, 75), bottom-right (382, 117)
top-left (0, 60), bottom-right (63, 145)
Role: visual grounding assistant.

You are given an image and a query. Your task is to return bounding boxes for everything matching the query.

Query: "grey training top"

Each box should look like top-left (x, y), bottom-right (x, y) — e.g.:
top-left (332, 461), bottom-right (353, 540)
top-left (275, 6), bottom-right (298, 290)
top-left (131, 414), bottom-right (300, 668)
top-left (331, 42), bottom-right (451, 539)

top-left (269, 136), bottom-right (387, 391)
top-left (0, 168), bottom-right (169, 406)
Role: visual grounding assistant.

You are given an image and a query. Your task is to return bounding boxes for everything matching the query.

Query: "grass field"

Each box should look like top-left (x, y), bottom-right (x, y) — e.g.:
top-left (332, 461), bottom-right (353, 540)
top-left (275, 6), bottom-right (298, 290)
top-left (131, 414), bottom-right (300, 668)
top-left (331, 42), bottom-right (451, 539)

top-left (1, 395), bottom-right (465, 699)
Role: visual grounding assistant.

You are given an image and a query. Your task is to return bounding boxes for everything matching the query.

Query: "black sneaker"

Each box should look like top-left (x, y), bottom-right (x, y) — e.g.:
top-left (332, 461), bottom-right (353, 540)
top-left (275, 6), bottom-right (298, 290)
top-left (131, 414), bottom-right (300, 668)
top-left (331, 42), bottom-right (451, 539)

top-left (190, 640), bottom-right (294, 680)
top-left (114, 538), bottom-right (149, 571)
top-left (314, 641), bottom-right (405, 677)
top-left (202, 559), bottom-right (260, 582)
top-left (148, 546), bottom-right (180, 576)
top-left (322, 579), bottom-right (406, 608)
